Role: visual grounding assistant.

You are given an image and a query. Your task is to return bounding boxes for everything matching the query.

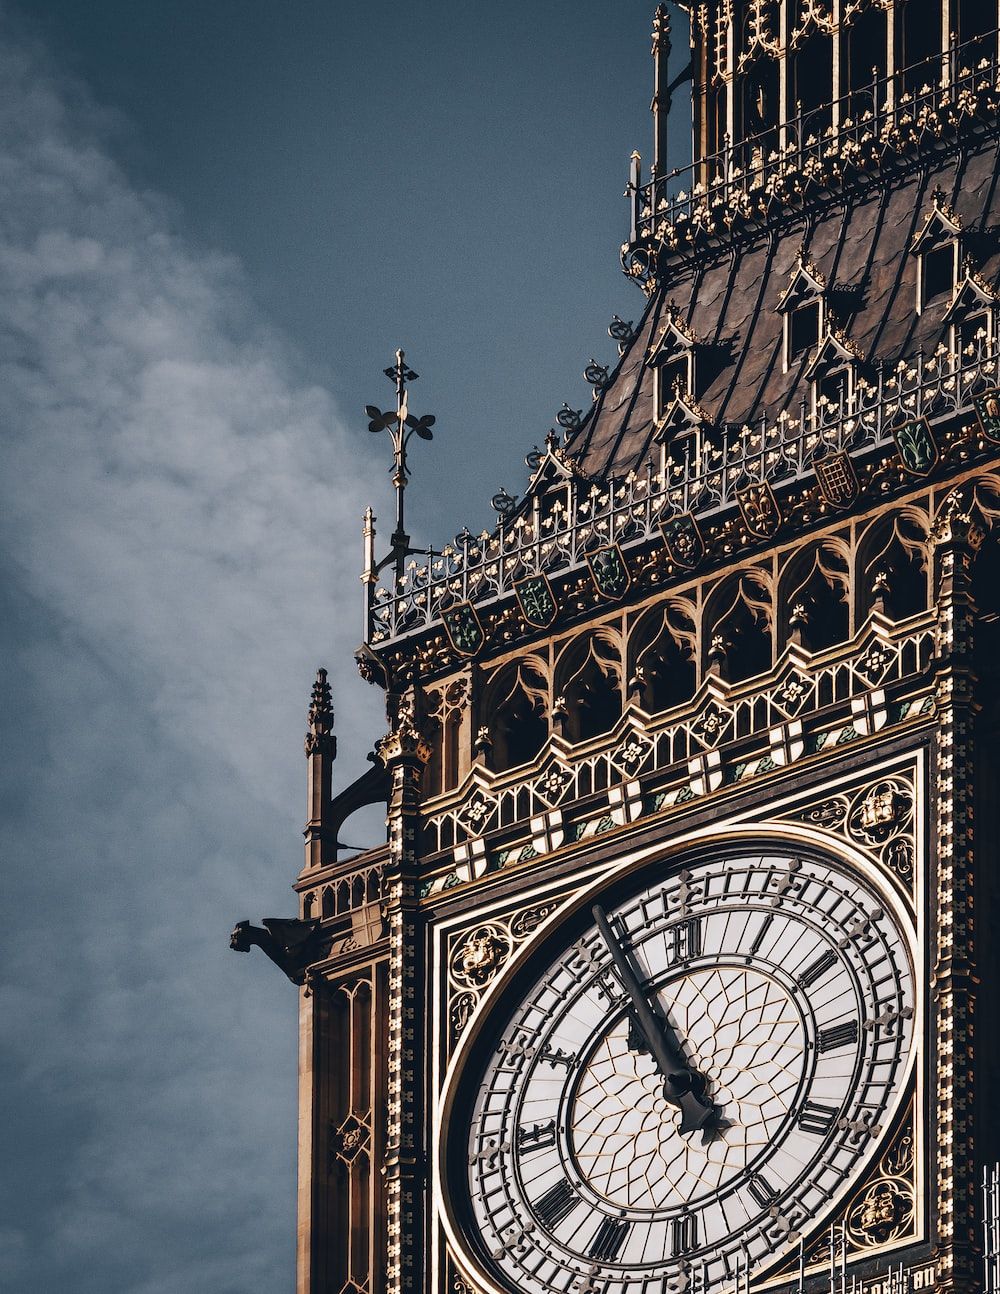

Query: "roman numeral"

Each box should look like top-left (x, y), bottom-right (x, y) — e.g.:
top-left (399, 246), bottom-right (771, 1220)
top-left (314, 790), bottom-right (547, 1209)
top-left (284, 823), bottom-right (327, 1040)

top-left (670, 917), bottom-right (703, 962)
top-left (517, 1121), bottom-right (556, 1154)
top-left (797, 948), bottom-right (837, 988)
top-left (589, 1216), bottom-right (630, 1261)
top-left (748, 912), bottom-right (774, 957)
top-left (797, 1100), bottom-right (839, 1135)
top-left (670, 1213), bottom-right (699, 1256)
top-left (534, 1179), bottom-right (577, 1229)
top-left (746, 1171), bottom-right (777, 1209)
top-left (817, 1020), bottom-right (859, 1053)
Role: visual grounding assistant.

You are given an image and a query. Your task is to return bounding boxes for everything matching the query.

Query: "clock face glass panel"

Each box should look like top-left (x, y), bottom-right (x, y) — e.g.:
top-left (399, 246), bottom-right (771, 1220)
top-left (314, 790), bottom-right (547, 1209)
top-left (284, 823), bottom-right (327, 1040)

top-left (450, 847), bottom-right (916, 1294)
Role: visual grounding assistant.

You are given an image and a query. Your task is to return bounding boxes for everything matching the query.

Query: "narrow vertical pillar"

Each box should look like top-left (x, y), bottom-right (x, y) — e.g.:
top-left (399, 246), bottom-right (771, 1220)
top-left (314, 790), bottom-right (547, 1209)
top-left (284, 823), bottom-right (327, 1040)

top-left (931, 494), bottom-right (985, 1294)
top-left (304, 668), bottom-right (337, 872)
top-left (651, 3), bottom-right (672, 182)
top-left (379, 701), bottom-right (432, 1294)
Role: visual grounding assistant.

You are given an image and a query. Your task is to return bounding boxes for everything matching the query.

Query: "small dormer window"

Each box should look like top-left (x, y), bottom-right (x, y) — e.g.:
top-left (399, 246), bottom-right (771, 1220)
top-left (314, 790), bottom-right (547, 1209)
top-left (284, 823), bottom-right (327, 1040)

top-left (648, 310), bottom-right (698, 421)
top-left (944, 260), bottom-right (998, 361)
top-left (922, 244), bottom-right (956, 308)
top-left (806, 329), bottom-right (861, 416)
top-left (911, 192), bottom-right (964, 314)
top-left (778, 254), bottom-right (827, 371)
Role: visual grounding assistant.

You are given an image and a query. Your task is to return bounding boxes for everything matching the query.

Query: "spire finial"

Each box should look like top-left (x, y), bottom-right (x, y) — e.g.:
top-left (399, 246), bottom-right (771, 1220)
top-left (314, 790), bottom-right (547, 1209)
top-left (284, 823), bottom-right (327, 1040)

top-left (364, 350), bottom-right (437, 582)
top-left (305, 668), bottom-right (336, 759)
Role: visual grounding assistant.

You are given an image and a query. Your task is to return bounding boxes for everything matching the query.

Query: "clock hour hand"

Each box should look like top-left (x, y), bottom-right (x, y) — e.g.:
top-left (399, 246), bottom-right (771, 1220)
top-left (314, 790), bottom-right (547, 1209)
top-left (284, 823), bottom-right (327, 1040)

top-left (592, 904), bottom-right (716, 1135)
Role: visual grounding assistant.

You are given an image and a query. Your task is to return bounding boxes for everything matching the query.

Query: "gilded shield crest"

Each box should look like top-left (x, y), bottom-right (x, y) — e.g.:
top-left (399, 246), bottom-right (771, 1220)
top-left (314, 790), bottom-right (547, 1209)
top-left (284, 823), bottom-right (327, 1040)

top-left (892, 418), bottom-right (938, 476)
top-left (442, 602), bottom-right (485, 656)
top-left (814, 450), bottom-right (859, 508)
top-left (974, 388), bottom-right (1000, 443)
top-left (587, 544), bottom-right (631, 600)
top-left (660, 512), bottom-right (704, 568)
top-left (737, 480), bottom-right (781, 538)
top-left (514, 574), bottom-right (557, 629)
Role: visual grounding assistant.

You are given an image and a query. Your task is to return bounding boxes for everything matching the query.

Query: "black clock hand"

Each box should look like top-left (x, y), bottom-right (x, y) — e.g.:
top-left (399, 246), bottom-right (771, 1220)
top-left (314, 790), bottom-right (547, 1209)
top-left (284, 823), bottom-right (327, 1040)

top-left (592, 904), bottom-right (716, 1135)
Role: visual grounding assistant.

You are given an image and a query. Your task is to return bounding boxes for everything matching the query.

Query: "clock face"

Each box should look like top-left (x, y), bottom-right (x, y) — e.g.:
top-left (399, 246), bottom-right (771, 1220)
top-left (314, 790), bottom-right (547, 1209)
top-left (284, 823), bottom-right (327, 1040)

top-left (445, 846), bottom-right (916, 1294)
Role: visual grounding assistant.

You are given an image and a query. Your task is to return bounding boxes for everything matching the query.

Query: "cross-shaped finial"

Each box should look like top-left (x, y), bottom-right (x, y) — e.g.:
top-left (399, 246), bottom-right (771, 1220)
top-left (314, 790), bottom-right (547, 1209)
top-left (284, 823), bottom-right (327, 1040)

top-left (364, 349), bottom-right (437, 580)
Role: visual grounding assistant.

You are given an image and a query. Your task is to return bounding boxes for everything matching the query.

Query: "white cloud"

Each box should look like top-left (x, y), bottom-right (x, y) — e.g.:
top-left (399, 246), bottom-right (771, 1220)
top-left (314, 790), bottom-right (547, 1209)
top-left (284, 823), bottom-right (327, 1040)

top-left (0, 14), bottom-right (388, 1292)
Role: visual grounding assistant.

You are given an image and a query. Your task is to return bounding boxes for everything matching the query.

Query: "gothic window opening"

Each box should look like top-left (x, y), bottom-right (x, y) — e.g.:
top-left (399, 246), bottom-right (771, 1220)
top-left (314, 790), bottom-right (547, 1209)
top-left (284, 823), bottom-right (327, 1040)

top-left (858, 515), bottom-right (929, 622)
top-left (629, 602), bottom-right (697, 714)
top-left (741, 57), bottom-right (780, 167)
top-left (922, 244), bottom-right (956, 308)
top-left (901, 0), bottom-right (943, 93)
top-left (957, 0), bottom-right (995, 71)
top-left (945, 266), bottom-right (998, 360)
top-left (846, 4), bottom-right (888, 108)
top-left (782, 545), bottom-right (850, 653)
top-left (657, 356), bottom-right (691, 412)
top-left (974, 532), bottom-right (1000, 688)
top-left (556, 635), bottom-right (623, 744)
top-left (957, 308), bottom-right (992, 357)
top-left (706, 572), bottom-right (773, 684)
top-left (483, 661), bottom-right (548, 773)
top-left (791, 301), bottom-right (821, 357)
top-left (423, 681), bottom-right (467, 796)
top-left (792, 30), bottom-right (834, 137)
top-left (817, 364), bottom-right (851, 407)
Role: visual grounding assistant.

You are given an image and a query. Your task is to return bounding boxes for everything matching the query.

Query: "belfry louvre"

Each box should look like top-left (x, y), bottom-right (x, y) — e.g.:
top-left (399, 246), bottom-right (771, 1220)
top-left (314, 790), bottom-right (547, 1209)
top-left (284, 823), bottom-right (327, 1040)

top-left (233, 6), bottom-right (1000, 1294)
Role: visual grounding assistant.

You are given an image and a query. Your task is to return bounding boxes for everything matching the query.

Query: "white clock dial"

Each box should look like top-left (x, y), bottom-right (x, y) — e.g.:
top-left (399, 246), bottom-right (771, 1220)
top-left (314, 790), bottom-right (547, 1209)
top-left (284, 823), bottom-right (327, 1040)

top-left (447, 846), bottom-right (916, 1294)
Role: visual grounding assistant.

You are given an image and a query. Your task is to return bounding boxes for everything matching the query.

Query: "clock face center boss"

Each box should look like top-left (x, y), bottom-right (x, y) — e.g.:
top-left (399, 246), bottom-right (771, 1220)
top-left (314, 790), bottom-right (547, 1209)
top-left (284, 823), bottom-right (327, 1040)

top-left (441, 845), bottom-right (916, 1294)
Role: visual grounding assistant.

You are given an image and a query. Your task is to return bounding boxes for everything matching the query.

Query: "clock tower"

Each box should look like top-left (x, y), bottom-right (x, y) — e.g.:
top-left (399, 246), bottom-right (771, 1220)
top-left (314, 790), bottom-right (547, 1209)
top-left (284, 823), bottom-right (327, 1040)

top-left (233, 5), bottom-right (1000, 1294)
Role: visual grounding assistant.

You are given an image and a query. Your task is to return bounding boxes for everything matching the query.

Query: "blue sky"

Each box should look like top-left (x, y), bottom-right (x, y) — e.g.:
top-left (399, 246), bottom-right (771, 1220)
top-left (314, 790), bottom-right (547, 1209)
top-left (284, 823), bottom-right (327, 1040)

top-left (0, 4), bottom-right (688, 1289)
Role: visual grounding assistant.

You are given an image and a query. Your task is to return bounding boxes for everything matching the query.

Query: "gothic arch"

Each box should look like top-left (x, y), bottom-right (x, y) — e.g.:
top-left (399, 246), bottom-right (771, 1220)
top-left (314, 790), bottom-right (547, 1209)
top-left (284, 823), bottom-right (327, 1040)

top-left (554, 629), bottom-right (624, 744)
top-left (857, 508), bottom-right (930, 623)
top-left (704, 568), bottom-right (774, 684)
top-left (628, 599), bottom-right (698, 714)
top-left (423, 680), bottom-right (468, 796)
top-left (779, 540), bottom-right (851, 653)
top-left (480, 656), bottom-right (549, 773)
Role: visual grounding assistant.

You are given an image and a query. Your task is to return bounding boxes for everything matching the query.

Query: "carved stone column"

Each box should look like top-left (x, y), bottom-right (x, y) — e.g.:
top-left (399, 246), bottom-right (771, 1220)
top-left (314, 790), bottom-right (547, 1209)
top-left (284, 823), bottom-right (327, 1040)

top-left (379, 703), bottom-right (432, 1294)
top-left (930, 495), bottom-right (985, 1293)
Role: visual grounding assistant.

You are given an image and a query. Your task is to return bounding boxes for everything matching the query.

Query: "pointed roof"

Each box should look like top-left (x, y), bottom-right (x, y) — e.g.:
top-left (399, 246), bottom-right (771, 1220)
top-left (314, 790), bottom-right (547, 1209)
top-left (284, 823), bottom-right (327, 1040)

top-left (943, 258), bottom-right (999, 320)
top-left (777, 253), bottom-right (828, 313)
top-left (804, 327), bottom-right (864, 378)
top-left (910, 188), bottom-right (964, 254)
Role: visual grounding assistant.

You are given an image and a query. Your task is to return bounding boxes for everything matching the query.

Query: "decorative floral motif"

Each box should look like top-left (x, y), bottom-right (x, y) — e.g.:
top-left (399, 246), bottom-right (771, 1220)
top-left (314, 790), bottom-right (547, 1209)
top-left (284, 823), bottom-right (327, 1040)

top-left (691, 699), bottom-right (730, 747)
top-left (611, 731), bottom-right (653, 776)
top-left (775, 671), bottom-right (810, 716)
top-left (533, 762), bottom-right (573, 806)
top-left (857, 641), bottom-right (895, 684)
top-left (457, 788), bottom-right (498, 836)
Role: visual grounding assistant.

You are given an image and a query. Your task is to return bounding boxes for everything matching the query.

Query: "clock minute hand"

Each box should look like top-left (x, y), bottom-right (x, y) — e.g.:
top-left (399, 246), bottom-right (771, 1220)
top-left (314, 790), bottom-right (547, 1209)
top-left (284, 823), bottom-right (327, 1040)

top-left (592, 904), bottom-right (715, 1135)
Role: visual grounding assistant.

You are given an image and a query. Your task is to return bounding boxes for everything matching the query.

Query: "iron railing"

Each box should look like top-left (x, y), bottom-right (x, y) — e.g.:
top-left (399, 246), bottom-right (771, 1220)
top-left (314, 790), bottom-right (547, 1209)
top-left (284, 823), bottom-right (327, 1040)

top-left (626, 30), bottom-right (1000, 250)
top-left (363, 332), bottom-right (999, 645)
